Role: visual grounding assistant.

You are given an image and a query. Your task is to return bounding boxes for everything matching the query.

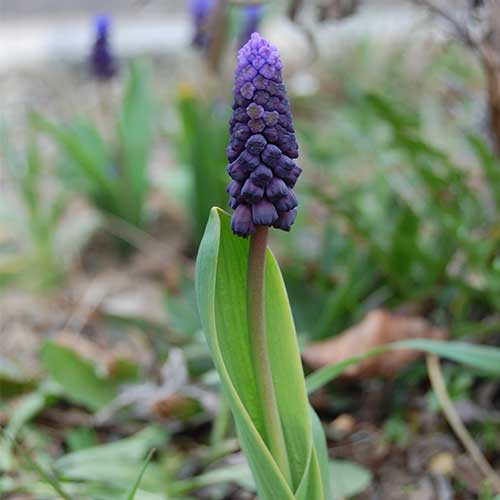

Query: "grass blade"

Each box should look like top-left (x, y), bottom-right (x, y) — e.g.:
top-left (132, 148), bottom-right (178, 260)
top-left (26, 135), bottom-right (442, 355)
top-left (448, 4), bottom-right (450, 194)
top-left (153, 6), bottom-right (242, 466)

top-left (123, 448), bottom-right (155, 500)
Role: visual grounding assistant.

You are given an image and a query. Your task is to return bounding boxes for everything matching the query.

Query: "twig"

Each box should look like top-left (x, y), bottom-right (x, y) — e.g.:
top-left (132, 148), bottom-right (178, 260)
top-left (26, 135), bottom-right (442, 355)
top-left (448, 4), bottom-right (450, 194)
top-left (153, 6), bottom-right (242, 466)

top-left (102, 212), bottom-right (191, 270)
top-left (62, 276), bottom-right (115, 334)
top-left (426, 354), bottom-right (500, 493)
top-left (103, 212), bottom-right (163, 254)
top-left (3, 432), bottom-right (74, 500)
top-left (206, 0), bottom-right (230, 73)
top-left (288, 0), bottom-right (304, 20)
top-left (413, 0), bottom-right (478, 48)
top-left (228, 0), bottom-right (266, 4)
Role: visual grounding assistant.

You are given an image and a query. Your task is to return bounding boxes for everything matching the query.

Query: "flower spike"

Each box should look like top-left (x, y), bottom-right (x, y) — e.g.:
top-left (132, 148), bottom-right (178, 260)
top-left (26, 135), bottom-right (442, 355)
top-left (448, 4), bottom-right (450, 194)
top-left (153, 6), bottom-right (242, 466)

top-left (90, 14), bottom-right (117, 80)
top-left (227, 33), bottom-right (301, 237)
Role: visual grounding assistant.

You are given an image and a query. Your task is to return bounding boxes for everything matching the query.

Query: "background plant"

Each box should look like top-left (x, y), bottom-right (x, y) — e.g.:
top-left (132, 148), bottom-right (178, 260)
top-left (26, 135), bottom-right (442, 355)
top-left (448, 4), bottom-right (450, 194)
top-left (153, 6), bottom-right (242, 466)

top-left (34, 62), bottom-right (156, 231)
top-left (175, 86), bottom-right (229, 243)
top-left (0, 134), bottom-right (68, 288)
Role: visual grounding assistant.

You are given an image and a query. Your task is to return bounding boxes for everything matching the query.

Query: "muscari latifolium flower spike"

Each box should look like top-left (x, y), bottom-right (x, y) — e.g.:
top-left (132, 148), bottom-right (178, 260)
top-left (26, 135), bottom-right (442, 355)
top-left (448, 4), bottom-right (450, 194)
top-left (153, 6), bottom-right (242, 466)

top-left (189, 0), bottom-right (216, 49)
top-left (227, 33), bottom-right (301, 237)
top-left (90, 14), bottom-right (118, 80)
top-left (239, 4), bottom-right (263, 48)
top-left (196, 33), bottom-right (332, 500)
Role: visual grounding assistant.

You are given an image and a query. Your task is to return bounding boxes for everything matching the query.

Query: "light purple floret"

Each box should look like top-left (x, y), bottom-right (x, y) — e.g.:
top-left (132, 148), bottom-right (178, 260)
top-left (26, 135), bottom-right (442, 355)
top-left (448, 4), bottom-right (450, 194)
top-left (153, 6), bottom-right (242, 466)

top-left (228, 33), bottom-right (301, 237)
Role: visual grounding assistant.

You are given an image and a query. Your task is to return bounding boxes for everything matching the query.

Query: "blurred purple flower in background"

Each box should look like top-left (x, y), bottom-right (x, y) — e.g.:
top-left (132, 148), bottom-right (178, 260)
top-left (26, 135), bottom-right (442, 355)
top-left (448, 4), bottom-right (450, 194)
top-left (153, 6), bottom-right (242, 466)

top-left (90, 14), bottom-right (117, 80)
top-left (239, 4), bottom-right (263, 48)
top-left (189, 0), bottom-right (216, 49)
top-left (227, 33), bottom-right (301, 237)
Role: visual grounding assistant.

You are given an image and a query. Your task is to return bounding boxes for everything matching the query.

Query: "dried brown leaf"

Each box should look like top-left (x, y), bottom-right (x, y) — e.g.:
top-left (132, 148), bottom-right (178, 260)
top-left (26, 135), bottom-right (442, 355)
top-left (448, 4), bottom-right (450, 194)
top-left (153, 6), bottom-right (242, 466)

top-left (303, 309), bottom-right (447, 378)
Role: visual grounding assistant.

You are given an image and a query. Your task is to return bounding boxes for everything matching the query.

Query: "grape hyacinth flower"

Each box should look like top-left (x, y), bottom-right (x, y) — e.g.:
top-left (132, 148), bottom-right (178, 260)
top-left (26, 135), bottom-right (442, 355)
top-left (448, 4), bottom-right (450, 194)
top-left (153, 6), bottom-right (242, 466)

top-left (189, 0), bottom-right (215, 49)
top-left (196, 34), bottom-right (332, 499)
top-left (90, 15), bottom-right (117, 80)
top-left (238, 4), bottom-right (263, 48)
top-left (227, 33), bottom-right (301, 237)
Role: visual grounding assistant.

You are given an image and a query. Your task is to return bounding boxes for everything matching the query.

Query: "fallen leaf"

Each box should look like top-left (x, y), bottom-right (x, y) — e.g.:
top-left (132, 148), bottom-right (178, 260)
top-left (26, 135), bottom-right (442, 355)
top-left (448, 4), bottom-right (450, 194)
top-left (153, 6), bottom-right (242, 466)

top-left (428, 452), bottom-right (455, 476)
top-left (53, 330), bottom-right (149, 374)
top-left (101, 280), bottom-right (168, 324)
top-left (303, 309), bottom-right (447, 378)
top-left (151, 393), bottom-right (200, 420)
top-left (330, 414), bottom-right (356, 439)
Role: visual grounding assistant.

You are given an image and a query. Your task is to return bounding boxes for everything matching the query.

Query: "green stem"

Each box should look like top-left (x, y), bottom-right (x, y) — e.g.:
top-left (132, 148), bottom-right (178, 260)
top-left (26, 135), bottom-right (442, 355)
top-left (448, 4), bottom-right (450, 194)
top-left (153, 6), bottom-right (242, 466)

top-left (247, 225), bottom-right (292, 485)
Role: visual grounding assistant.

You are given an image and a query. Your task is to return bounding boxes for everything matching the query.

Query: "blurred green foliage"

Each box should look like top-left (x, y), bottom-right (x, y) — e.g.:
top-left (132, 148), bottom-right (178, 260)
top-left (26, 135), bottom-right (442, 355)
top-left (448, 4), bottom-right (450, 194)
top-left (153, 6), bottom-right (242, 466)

top-left (34, 63), bottom-right (156, 230)
top-left (279, 42), bottom-right (499, 342)
top-left (1, 27), bottom-right (500, 500)
top-left (0, 135), bottom-right (67, 288)
top-left (176, 86), bottom-right (229, 243)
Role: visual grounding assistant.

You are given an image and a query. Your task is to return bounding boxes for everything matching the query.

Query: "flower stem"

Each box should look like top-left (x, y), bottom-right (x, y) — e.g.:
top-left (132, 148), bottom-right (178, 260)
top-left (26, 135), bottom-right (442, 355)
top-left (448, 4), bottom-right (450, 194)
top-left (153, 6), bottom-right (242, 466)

top-left (247, 225), bottom-right (292, 485)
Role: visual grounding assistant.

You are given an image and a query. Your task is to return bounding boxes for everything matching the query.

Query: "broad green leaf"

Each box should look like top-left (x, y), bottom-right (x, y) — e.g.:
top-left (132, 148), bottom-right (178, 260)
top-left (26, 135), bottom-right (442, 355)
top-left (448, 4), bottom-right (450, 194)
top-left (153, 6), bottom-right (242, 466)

top-left (306, 348), bottom-right (386, 394)
top-left (40, 341), bottom-right (116, 411)
top-left (0, 479), bottom-right (166, 500)
top-left (0, 381), bottom-right (61, 470)
top-left (305, 339), bottom-right (500, 393)
top-left (177, 89), bottom-right (229, 241)
top-left (394, 339), bottom-right (500, 376)
top-left (65, 427), bottom-right (98, 452)
top-left (80, 484), bottom-right (165, 500)
top-left (196, 208), bottom-right (330, 499)
top-left (33, 114), bottom-right (113, 203)
top-left (55, 427), bottom-right (167, 493)
top-left (171, 463), bottom-right (255, 496)
top-left (116, 63), bottom-right (156, 227)
top-left (0, 357), bottom-right (32, 386)
top-left (55, 426), bottom-right (166, 473)
top-left (331, 460), bottom-right (372, 499)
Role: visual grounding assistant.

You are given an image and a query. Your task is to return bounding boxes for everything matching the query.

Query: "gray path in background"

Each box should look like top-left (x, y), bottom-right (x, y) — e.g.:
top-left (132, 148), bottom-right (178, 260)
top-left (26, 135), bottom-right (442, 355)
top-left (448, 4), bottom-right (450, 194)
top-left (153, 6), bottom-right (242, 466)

top-left (0, 1), bottom-right (427, 71)
top-left (0, 0), bottom-right (185, 17)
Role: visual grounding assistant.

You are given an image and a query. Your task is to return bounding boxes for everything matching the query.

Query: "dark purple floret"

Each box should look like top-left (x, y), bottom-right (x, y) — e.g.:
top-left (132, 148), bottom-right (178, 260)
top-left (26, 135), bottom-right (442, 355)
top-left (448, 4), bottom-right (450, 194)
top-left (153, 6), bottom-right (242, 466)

top-left (261, 144), bottom-right (282, 167)
top-left (266, 177), bottom-right (288, 201)
top-left (241, 178), bottom-right (264, 203)
top-left (254, 91), bottom-right (270, 105)
top-left (90, 15), bottom-right (117, 81)
top-left (250, 164), bottom-right (273, 187)
top-left (227, 180), bottom-right (242, 198)
top-left (227, 33), bottom-right (301, 237)
top-left (235, 150), bottom-right (260, 172)
top-left (281, 165), bottom-right (302, 188)
top-left (231, 204), bottom-right (256, 237)
top-left (226, 138), bottom-right (245, 162)
top-left (245, 134), bottom-right (267, 155)
top-left (227, 162), bottom-right (247, 182)
top-left (233, 123), bottom-right (251, 142)
top-left (273, 208), bottom-right (297, 231)
top-left (263, 127), bottom-right (278, 143)
top-left (252, 200), bottom-right (278, 225)
top-left (274, 189), bottom-right (298, 212)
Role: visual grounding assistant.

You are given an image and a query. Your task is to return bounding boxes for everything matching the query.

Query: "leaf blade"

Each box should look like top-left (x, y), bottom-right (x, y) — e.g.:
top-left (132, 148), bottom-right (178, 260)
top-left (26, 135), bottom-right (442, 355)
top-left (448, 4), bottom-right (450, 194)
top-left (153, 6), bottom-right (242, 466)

top-left (196, 208), bottom-right (330, 499)
top-left (305, 339), bottom-right (500, 393)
